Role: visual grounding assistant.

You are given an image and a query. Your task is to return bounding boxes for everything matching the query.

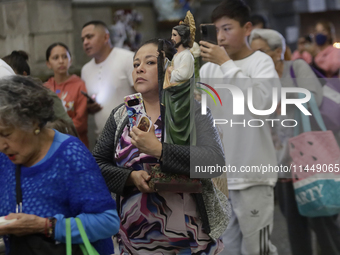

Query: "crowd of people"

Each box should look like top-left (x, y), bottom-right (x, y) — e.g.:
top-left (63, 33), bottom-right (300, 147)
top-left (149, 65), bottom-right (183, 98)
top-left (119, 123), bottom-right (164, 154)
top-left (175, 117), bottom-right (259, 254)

top-left (0, 0), bottom-right (340, 254)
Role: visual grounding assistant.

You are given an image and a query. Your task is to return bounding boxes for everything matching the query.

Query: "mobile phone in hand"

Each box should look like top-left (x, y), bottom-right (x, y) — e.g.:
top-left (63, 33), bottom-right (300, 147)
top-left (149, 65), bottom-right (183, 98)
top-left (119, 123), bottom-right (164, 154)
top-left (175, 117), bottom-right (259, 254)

top-left (124, 93), bottom-right (151, 130)
top-left (200, 24), bottom-right (218, 45)
top-left (81, 91), bottom-right (95, 104)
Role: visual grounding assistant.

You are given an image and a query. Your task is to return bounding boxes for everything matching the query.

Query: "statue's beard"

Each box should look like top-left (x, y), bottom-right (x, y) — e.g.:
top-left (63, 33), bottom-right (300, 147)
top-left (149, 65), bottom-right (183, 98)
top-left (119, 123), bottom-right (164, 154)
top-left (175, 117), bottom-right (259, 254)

top-left (175, 42), bottom-right (182, 48)
top-left (172, 39), bottom-right (182, 49)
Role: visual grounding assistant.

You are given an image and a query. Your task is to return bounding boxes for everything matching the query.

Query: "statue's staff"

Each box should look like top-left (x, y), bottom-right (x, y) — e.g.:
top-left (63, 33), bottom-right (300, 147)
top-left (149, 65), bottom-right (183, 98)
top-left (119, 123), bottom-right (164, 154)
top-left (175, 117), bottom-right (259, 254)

top-left (157, 38), bottom-right (165, 144)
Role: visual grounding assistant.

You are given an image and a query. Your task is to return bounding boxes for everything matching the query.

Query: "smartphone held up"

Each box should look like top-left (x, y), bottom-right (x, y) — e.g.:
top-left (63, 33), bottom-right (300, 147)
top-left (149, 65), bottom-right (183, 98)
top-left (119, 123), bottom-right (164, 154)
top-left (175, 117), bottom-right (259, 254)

top-left (200, 24), bottom-right (218, 45)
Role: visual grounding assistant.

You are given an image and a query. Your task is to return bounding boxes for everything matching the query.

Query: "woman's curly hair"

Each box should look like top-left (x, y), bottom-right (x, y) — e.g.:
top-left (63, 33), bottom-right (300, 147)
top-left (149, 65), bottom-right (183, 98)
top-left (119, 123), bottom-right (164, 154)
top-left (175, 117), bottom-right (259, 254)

top-left (0, 75), bottom-right (54, 130)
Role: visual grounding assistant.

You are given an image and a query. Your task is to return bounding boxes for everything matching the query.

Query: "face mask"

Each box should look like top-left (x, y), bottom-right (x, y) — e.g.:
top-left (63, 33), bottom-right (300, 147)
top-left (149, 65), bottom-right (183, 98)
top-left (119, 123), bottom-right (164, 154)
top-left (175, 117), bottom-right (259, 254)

top-left (315, 33), bottom-right (328, 46)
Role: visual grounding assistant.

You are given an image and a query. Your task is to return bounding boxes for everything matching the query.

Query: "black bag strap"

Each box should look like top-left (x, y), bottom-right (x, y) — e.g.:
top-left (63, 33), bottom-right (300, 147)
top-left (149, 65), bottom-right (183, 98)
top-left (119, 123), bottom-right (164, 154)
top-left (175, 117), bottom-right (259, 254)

top-left (15, 165), bottom-right (22, 213)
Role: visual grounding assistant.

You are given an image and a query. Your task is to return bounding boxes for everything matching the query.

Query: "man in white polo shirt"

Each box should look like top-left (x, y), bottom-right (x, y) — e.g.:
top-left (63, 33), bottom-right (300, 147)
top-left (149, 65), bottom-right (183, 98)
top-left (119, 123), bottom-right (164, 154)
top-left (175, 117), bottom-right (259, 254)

top-left (81, 20), bottom-right (135, 141)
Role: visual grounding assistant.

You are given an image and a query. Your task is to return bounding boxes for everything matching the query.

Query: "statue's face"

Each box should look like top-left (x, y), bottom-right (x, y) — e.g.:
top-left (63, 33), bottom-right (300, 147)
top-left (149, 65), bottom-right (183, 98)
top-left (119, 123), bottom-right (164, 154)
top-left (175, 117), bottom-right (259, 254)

top-left (171, 29), bottom-right (181, 48)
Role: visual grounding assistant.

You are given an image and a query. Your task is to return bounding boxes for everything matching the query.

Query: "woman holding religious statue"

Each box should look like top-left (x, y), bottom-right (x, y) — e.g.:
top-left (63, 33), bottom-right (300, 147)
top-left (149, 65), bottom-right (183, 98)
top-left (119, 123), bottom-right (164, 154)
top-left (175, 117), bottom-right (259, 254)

top-left (93, 37), bottom-right (230, 254)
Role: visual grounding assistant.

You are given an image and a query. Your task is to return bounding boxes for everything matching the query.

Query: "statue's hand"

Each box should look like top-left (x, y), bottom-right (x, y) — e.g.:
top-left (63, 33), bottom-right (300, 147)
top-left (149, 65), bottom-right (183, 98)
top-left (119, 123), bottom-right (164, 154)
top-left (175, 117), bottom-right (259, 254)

top-left (167, 66), bottom-right (174, 75)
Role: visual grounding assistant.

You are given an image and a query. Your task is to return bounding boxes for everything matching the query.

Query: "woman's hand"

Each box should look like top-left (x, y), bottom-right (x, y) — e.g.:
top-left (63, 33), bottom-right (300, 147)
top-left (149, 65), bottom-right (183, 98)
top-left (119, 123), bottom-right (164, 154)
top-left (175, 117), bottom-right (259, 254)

top-left (0, 213), bottom-right (45, 236)
top-left (130, 125), bottom-right (162, 159)
top-left (128, 171), bottom-right (154, 193)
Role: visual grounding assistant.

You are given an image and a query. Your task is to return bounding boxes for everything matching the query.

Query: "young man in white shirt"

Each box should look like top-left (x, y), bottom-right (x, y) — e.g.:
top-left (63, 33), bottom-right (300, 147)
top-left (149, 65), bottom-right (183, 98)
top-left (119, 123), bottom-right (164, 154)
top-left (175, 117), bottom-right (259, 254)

top-left (81, 21), bottom-right (135, 140)
top-left (200, 1), bottom-right (280, 254)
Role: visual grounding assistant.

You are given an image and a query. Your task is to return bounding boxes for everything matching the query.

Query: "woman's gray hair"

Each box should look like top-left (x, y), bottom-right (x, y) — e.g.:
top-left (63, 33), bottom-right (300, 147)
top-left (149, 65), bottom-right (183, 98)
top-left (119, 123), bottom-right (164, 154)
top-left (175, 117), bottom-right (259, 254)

top-left (0, 75), bottom-right (54, 130)
top-left (249, 28), bottom-right (286, 59)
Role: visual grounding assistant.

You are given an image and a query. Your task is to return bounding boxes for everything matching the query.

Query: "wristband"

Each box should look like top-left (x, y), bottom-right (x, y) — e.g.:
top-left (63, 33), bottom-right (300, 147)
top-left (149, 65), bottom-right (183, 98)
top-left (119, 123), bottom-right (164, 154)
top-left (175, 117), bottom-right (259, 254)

top-left (47, 217), bottom-right (57, 239)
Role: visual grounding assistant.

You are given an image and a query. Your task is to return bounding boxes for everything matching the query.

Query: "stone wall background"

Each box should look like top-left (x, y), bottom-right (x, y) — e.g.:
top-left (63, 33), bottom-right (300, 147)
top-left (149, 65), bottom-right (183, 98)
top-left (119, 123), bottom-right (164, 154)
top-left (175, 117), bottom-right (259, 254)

top-left (0, 0), bottom-right (339, 79)
top-left (0, 0), bottom-right (74, 78)
top-left (0, 0), bottom-right (159, 79)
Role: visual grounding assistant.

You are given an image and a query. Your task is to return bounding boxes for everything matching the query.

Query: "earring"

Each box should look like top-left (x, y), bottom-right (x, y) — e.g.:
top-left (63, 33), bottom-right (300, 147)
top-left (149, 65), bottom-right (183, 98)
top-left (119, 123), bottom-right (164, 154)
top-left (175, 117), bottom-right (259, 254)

top-left (34, 129), bottom-right (40, 135)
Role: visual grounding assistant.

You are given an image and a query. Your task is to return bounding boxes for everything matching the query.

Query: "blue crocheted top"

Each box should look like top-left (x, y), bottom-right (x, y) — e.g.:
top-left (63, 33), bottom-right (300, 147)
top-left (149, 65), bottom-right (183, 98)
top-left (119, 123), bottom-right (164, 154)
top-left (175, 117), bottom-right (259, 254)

top-left (0, 132), bottom-right (116, 254)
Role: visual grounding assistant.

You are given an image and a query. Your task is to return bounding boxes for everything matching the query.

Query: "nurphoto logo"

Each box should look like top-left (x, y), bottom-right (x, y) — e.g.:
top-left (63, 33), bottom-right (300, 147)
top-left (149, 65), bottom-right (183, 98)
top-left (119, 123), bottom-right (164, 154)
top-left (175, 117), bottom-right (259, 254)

top-left (198, 83), bottom-right (312, 128)
top-left (196, 82), bottom-right (222, 115)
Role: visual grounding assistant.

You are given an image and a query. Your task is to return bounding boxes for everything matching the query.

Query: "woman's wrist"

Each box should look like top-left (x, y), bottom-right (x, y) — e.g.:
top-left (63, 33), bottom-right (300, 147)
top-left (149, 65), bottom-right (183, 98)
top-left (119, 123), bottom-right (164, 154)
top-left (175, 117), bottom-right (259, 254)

top-left (153, 142), bottom-right (163, 159)
top-left (126, 171), bottom-right (136, 186)
top-left (37, 216), bottom-right (47, 234)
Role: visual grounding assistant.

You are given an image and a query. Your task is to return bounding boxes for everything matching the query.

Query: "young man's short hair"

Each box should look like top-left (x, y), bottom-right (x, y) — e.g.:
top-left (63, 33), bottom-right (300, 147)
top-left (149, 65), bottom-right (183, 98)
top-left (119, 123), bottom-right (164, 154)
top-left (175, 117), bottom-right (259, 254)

top-left (82, 20), bottom-right (109, 30)
top-left (211, 0), bottom-right (251, 26)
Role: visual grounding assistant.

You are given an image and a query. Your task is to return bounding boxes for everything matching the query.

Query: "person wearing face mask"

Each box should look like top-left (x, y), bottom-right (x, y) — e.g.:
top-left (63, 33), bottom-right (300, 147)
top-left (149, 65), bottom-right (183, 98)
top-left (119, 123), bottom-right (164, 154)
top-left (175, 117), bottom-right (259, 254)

top-left (250, 28), bottom-right (340, 255)
top-left (312, 20), bottom-right (340, 78)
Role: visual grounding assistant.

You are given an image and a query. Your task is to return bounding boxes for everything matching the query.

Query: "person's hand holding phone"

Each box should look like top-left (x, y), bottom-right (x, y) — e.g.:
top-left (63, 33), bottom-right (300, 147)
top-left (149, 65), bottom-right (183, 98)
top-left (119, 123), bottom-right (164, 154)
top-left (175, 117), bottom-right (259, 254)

top-left (87, 100), bottom-right (102, 114)
top-left (130, 125), bottom-right (162, 159)
top-left (199, 41), bottom-right (230, 66)
top-left (81, 91), bottom-right (102, 114)
top-left (199, 23), bottom-right (230, 66)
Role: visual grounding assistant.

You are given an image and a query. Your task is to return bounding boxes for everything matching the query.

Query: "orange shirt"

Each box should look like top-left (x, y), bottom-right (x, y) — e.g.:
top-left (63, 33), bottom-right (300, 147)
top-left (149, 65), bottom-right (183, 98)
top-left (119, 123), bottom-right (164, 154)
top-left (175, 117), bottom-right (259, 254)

top-left (45, 75), bottom-right (89, 147)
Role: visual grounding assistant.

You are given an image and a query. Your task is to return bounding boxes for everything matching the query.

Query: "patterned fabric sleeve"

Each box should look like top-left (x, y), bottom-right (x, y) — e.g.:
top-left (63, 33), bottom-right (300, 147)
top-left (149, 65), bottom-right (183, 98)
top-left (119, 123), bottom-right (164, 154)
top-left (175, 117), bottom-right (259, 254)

top-left (162, 103), bottom-right (225, 176)
top-left (92, 107), bottom-right (134, 196)
top-left (64, 139), bottom-right (116, 214)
